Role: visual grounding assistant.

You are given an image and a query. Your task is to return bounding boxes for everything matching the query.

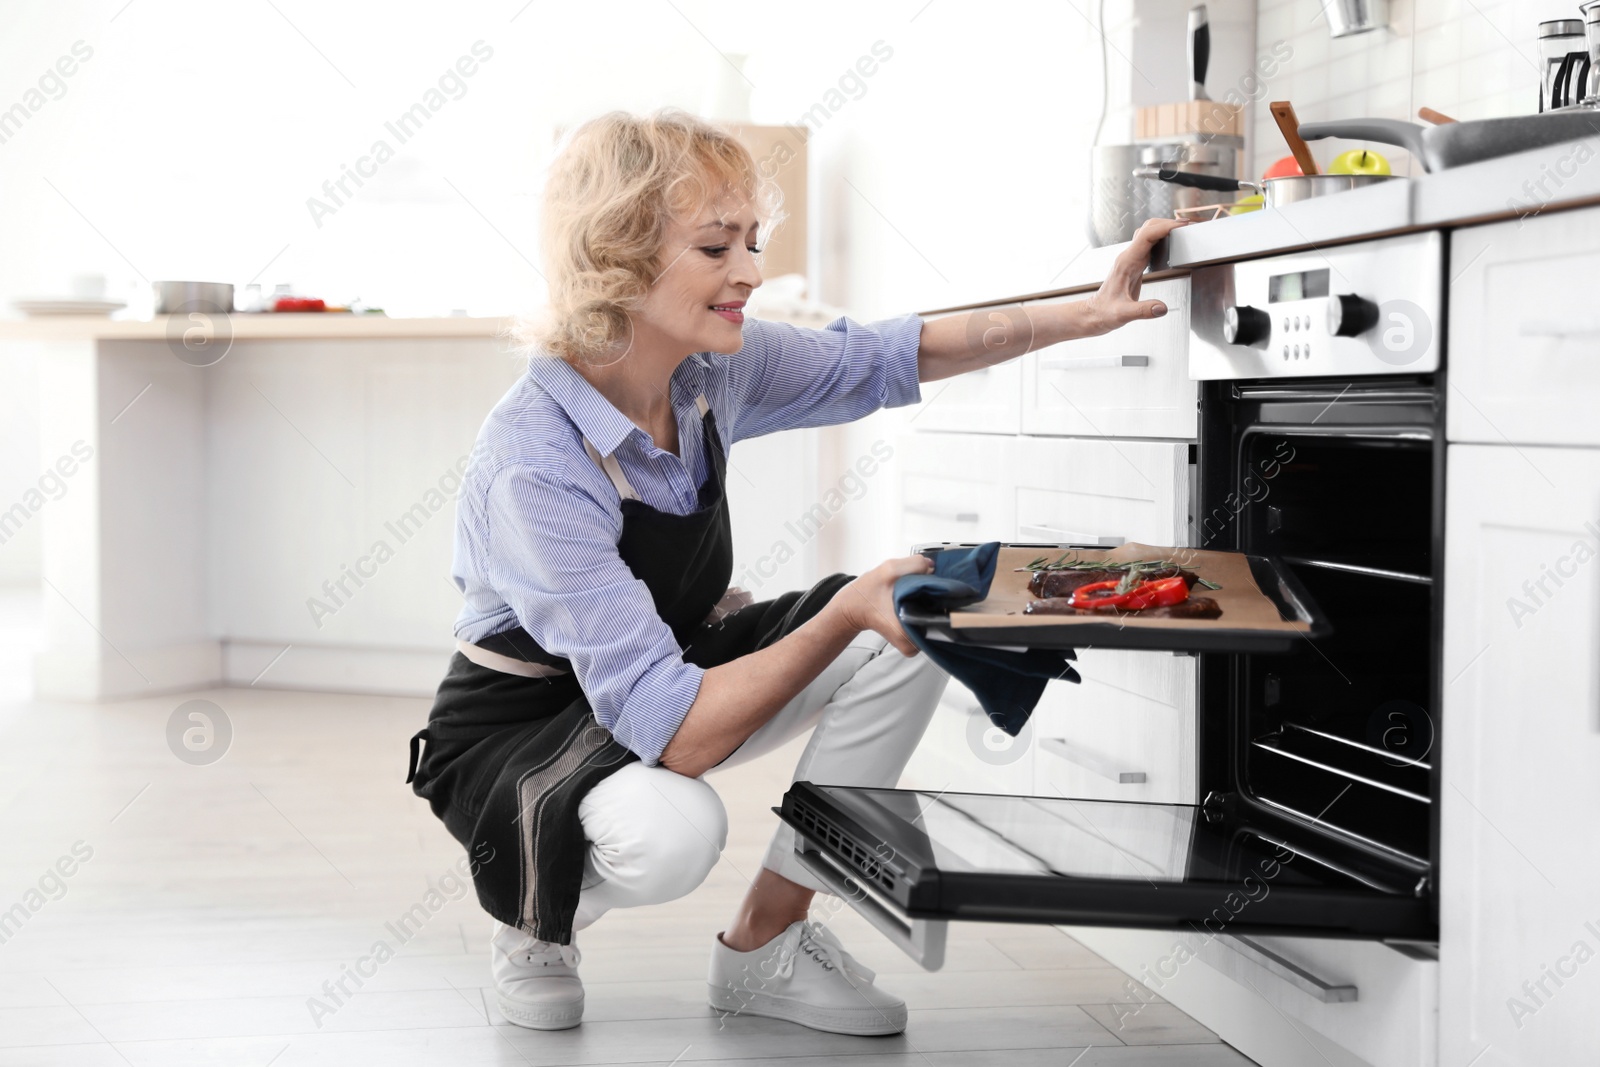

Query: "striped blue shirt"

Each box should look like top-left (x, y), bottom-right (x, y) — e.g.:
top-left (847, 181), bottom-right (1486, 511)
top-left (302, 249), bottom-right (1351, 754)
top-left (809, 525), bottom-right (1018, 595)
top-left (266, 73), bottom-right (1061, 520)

top-left (451, 312), bottom-right (926, 766)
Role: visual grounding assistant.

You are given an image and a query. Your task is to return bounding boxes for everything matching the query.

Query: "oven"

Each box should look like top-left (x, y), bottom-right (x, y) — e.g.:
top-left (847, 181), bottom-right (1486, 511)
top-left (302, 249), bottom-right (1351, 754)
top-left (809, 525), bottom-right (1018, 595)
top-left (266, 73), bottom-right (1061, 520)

top-left (777, 233), bottom-right (1446, 1046)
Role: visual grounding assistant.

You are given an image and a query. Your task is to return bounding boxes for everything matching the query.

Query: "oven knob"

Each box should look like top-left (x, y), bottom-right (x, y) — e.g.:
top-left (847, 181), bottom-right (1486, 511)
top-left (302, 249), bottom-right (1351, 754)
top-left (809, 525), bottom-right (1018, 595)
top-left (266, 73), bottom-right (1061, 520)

top-left (1328, 294), bottom-right (1379, 337)
top-left (1223, 305), bottom-right (1271, 348)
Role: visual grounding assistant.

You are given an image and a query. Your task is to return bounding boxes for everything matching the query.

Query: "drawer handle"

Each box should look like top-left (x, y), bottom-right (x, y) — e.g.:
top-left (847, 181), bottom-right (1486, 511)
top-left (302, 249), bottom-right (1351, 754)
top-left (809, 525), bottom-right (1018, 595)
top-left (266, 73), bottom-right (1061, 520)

top-left (906, 503), bottom-right (980, 522)
top-left (1519, 317), bottom-right (1600, 338)
top-left (1221, 935), bottom-right (1359, 1004)
top-left (1040, 737), bottom-right (1146, 784)
top-left (1019, 525), bottom-right (1125, 546)
top-left (1041, 354), bottom-right (1151, 371)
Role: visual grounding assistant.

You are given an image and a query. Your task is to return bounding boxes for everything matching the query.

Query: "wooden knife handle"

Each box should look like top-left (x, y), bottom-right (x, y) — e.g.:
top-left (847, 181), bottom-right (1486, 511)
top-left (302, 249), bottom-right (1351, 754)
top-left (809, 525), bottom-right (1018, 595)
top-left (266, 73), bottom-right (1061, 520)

top-left (1269, 100), bottom-right (1319, 176)
top-left (1417, 106), bottom-right (1457, 124)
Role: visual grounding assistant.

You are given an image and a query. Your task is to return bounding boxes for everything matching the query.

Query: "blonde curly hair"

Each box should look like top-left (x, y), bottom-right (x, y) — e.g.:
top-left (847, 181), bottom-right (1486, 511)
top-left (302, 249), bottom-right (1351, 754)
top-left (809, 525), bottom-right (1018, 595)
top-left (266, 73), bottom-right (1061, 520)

top-left (522, 108), bottom-right (786, 365)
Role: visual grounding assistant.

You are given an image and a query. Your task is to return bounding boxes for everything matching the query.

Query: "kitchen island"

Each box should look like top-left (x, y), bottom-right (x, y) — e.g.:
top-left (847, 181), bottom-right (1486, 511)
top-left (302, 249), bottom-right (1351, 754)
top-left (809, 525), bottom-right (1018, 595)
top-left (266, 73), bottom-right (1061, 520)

top-left (4, 314), bottom-right (522, 700)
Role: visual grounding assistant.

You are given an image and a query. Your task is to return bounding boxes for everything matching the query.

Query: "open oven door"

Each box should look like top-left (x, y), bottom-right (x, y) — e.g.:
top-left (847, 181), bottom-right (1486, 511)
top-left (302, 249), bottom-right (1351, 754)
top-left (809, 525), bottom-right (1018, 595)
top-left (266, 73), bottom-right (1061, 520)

top-left (776, 782), bottom-right (1435, 971)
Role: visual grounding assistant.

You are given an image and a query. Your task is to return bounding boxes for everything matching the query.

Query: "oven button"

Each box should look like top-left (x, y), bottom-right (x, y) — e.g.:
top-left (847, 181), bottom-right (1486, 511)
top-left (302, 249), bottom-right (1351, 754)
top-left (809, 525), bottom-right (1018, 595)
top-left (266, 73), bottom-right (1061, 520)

top-left (1292, 344), bottom-right (1301, 358)
top-left (1224, 305), bottom-right (1272, 348)
top-left (1281, 346), bottom-right (1289, 360)
top-left (1328, 294), bottom-right (1380, 337)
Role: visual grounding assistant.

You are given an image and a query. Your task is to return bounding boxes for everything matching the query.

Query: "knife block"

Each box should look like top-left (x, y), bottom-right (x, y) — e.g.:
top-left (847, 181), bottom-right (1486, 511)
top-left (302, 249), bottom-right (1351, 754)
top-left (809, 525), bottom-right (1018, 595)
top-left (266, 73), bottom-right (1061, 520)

top-left (1135, 101), bottom-right (1244, 140)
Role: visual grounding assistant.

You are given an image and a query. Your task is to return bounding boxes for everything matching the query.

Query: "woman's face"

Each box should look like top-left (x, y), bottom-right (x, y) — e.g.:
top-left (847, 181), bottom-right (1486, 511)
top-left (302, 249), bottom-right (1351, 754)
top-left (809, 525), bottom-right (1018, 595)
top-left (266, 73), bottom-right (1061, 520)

top-left (638, 192), bottom-right (763, 357)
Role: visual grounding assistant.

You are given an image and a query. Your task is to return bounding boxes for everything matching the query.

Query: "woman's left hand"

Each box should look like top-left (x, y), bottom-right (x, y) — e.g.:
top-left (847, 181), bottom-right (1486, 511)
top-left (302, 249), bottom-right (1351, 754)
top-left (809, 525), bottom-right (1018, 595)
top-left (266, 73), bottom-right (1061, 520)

top-left (1082, 217), bottom-right (1191, 335)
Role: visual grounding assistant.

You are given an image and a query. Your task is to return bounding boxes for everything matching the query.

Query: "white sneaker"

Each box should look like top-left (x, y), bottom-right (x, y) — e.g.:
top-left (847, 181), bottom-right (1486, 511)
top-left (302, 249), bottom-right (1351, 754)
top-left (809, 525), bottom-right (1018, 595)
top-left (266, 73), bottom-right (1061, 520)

top-left (490, 921), bottom-right (583, 1030)
top-left (707, 919), bottom-right (907, 1036)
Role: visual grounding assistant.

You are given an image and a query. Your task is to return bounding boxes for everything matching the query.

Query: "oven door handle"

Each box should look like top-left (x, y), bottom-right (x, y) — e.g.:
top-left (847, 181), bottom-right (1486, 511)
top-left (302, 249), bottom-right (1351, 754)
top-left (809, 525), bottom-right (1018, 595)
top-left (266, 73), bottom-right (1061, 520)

top-left (793, 842), bottom-right (947, 971)
top-left (1040, 353), bottom-right (1151, 370)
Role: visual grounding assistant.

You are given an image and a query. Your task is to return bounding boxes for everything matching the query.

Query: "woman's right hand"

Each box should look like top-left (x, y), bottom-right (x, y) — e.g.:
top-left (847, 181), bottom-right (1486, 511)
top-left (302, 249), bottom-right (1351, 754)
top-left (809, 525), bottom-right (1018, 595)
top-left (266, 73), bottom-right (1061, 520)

top-left (833, 554), bottom-right (935, 657)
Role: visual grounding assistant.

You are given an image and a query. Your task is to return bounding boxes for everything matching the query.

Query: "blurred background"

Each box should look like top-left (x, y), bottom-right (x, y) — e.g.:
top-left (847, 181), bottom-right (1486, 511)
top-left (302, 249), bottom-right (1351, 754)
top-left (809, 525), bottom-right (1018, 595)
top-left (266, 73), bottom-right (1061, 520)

top-left (0, 0), bottom-right (1570, 699)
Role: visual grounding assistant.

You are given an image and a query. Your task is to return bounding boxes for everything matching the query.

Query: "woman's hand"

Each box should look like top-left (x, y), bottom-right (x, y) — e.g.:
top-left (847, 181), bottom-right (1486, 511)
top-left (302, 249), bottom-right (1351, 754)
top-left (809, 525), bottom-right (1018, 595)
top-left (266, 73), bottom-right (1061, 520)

top-left (1082, 217), bottom-right (1191, 335)
top-left (833, 554), bottom-right (935, 657)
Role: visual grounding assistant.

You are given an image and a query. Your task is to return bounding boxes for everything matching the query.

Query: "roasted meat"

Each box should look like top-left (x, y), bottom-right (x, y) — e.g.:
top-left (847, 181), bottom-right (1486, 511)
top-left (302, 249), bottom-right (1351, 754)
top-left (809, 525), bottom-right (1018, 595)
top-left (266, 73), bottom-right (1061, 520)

top-left (1023, 596), bottom-right (1223, 620)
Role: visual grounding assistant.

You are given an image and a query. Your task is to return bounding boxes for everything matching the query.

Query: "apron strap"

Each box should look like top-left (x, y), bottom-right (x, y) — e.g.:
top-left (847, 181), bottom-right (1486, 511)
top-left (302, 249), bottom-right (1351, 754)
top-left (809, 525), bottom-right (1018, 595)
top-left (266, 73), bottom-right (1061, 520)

top-left (405, 727), bottom-right (430, 784)
top-left (582, 440), bottom-right (640, 502)
top-left (456, 638), bottom-right (570, 678)
top-left (581, 395), bottom-right (714, 503)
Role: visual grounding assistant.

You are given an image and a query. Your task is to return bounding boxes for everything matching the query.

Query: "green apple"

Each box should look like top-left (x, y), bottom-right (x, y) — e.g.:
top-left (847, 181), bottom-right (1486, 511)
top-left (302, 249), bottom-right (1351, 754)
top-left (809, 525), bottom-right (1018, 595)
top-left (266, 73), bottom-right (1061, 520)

top-left (1327, 149), bottom-right (1391, 176)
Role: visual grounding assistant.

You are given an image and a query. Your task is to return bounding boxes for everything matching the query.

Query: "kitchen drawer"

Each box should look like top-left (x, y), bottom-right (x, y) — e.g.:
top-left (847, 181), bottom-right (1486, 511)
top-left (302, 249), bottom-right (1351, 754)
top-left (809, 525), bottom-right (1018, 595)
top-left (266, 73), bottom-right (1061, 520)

top-left (900, 680), bottom-right (1036, 797)
top-left (1011, 435), bottom-right (1191, 547)
top-left (906, 346), bottom-right (1022, 435)
top-left (1450, 208), bottom-right (1600, 446)
top-left (897, 432), bottom-right (1018, 547)
top-left (1071, 927), bottom-right (1437, 1067)
top-left (1020, 278), bottom-right (1195, 439)
top-left (1031, 649), bottom-right (1197, 804)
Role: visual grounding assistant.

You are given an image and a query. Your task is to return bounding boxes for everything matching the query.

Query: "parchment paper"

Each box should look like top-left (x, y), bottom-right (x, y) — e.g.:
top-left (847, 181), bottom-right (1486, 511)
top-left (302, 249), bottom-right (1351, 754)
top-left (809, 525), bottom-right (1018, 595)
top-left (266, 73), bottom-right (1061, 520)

top-left (945, 543), bottom-right (1313, 634)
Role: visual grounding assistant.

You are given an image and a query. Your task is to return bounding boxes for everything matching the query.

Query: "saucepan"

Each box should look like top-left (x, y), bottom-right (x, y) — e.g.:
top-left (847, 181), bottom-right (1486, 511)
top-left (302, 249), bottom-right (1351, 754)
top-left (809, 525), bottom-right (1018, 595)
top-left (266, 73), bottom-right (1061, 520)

top-left (1132, 165), bottom-right (1398, 210)
top-left (1297, 112), bottom-right (1600, 173)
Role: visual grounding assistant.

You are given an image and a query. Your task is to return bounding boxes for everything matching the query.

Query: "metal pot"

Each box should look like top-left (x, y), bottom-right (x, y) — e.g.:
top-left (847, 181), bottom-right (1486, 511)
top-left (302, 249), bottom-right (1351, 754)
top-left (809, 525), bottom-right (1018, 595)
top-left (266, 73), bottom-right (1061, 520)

top-left (1297, 112), bottom-right (1600, 173)
top-left (154, 280), bottom-right (233, 315)
top-left (1135, 165), bottom-right (1397, 209)
top-left (1326, 0), bottom-right (1387, 38)
top-left (1136, 140), bottom-right (1240, 221)
top-left (1089, 144), bottom-right (1152, 247)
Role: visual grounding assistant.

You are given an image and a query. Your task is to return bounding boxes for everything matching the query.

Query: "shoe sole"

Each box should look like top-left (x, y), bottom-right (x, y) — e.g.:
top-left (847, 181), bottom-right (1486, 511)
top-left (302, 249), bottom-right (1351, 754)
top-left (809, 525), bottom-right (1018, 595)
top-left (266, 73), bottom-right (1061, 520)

top-left (707, 983), bottom-right (906, 1036)
top-left (495, 990), bottom-right (584, 1031)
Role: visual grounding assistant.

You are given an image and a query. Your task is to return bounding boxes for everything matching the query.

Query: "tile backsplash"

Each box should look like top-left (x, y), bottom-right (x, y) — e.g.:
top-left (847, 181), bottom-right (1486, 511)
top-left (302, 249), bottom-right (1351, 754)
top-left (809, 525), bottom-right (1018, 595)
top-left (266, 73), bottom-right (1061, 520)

top-left (1249, 0), bottom-right (1583, 178)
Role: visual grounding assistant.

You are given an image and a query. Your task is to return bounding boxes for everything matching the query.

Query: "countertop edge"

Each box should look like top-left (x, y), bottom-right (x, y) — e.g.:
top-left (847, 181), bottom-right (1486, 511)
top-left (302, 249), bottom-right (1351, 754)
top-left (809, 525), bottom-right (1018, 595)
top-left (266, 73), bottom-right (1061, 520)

top-left (920, 133), bottom-right (1600, 315)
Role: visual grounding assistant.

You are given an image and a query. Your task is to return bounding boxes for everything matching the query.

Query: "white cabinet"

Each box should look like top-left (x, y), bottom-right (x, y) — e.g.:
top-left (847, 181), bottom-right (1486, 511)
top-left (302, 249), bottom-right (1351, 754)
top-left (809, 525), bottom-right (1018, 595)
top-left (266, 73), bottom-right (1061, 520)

top-left (1021, 279), bottom-right (1196, 439)
top-left (1441, 444), bottom-right (1600, 1063)
top-left (897, 431), bottom-right (1018, 548)
top-left (904, 301), bottom-right (1024, 434)
top-left (1032, 650), bottom-right (1197, 804)
top-left (1068, 926), bottom-right (1438, 1067)
top-left (1013, 435), bottom-right (1191, 547)
top-left (1012, 434), bottom-right (1197, 803)
top-left (904, 355), bottom-right (1022, 435)
top-left (1449, 210), bottom-right (1600, 447)
top-left (900, 679), bottom-right (1037, 797)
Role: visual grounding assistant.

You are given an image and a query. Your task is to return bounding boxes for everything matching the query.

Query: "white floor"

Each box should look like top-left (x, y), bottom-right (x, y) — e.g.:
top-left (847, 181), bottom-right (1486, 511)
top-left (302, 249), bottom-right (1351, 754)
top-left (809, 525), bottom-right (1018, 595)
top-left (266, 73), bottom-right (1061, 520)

top-left (0, 588), bottom-right (1256, 1066)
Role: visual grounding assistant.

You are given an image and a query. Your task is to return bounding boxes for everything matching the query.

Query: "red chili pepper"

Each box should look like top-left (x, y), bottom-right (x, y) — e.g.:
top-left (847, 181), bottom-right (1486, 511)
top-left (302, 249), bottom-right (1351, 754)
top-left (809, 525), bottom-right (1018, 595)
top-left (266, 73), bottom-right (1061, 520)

top-left (1068, 580), bottom-right (1130, 610)
top-left (1068, 575), bottom-right (1191, 611)
top-left (1120, 575), bottom-right (1190, 610)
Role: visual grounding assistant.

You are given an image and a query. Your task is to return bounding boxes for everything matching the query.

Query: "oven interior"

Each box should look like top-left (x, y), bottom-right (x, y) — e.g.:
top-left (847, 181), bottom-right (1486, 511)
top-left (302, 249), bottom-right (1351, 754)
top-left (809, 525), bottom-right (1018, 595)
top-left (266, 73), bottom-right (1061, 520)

top-left (1200, 383), bottom-right (1441, 902)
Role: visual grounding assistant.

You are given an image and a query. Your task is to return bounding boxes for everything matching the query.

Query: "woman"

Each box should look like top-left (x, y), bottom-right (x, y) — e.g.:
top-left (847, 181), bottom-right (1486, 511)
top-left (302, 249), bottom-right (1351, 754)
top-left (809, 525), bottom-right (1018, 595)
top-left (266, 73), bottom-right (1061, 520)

top-left (406, 108), bottom-right (1184, 1037)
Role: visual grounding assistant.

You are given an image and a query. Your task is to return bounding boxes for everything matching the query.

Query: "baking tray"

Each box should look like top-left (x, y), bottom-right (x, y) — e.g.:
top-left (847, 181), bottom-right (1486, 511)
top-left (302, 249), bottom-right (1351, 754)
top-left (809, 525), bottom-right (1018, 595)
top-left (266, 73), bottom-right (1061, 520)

top-left (901, 542), bottom-right (1329, 655)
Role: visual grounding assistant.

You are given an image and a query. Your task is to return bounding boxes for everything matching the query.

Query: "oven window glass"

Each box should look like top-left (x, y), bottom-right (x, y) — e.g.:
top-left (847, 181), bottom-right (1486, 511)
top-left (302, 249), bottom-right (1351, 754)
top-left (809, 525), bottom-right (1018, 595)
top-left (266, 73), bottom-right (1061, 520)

top-left (837, 787), bottom-right (1385, 891)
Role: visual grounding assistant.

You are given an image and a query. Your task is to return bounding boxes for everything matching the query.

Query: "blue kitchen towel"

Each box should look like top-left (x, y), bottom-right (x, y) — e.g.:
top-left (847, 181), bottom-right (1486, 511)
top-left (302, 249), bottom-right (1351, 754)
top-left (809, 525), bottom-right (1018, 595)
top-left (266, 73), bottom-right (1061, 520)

top-left (893, 542), bottom-right (1079, 737)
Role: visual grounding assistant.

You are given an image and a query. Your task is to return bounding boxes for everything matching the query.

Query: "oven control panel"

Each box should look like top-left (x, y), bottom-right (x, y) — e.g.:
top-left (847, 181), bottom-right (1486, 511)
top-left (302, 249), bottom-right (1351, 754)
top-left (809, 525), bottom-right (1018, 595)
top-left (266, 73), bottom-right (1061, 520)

top-left (1189, 231), bottom-right (1442, 379)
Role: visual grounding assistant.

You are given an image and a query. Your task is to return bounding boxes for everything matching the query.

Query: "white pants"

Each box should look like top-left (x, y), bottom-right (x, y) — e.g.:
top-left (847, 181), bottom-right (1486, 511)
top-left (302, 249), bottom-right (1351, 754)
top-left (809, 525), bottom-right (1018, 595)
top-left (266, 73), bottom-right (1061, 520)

top-left (570, 629), bottom-right (950, 931)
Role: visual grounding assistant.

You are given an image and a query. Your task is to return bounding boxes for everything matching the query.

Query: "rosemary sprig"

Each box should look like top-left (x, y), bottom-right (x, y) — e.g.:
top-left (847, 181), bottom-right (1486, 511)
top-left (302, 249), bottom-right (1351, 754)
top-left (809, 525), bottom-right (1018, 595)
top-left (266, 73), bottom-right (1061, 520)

top-left (1012, 553), bottom-right (1226, 591)
top-left (1013, 555), bottom-right (1182, 573)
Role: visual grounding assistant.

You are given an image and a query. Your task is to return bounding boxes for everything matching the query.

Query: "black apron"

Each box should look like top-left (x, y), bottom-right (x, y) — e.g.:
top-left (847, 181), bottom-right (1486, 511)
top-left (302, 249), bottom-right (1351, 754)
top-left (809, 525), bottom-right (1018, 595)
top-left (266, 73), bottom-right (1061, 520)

top-left (406, 396), bottom-right (851, 945)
